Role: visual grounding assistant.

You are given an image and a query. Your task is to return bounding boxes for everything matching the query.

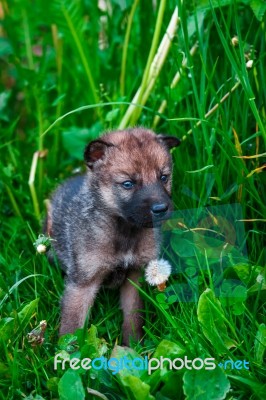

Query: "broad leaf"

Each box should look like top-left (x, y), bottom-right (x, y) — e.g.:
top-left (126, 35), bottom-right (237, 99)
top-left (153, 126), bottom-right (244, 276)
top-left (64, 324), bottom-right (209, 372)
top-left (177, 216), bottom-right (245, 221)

top-left (183, 367), bottom-right (230, 400)
top-left (62, 123), bottom-right (102, 159)
top-left (58, 369), bottom-right (85, 400)
top-left (249, 0), bottom-right (266, 21)
top-left (197, 289), bottom-right (235, 353)
top-left (121, 375), bottom-right (154, 400)
top-left (153, 339), bottom-right (186, 359)
top-left (171, 236), bottom-right (197, 258)
top-left (79, 324), bottom-right (108, 359)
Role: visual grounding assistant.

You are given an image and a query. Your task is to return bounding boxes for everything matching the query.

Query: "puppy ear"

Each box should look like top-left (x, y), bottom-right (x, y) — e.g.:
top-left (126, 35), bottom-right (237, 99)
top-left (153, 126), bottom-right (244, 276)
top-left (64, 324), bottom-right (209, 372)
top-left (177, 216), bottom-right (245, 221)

top-left (84, 140), bottom-right (113, 169)
top-left (157, 135), bottom-right (181, 149)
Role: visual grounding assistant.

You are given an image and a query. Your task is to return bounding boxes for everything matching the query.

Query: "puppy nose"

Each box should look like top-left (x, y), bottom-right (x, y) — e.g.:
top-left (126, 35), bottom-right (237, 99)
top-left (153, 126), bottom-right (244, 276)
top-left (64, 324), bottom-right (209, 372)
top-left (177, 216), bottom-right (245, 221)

top-left (151, 203), bottom-right (169, 215)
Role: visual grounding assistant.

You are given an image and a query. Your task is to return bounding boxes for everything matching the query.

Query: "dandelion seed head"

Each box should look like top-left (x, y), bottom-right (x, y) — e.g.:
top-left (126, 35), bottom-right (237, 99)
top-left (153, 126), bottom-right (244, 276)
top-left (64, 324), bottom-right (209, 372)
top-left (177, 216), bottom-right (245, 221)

top-left (145, 259), bottom-right (172, 286)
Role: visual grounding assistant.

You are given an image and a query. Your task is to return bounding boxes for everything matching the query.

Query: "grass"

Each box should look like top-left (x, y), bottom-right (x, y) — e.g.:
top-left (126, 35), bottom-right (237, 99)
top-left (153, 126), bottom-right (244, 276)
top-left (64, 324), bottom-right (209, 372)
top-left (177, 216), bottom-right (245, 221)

top-left (0, 0), bottom-right (266, 399)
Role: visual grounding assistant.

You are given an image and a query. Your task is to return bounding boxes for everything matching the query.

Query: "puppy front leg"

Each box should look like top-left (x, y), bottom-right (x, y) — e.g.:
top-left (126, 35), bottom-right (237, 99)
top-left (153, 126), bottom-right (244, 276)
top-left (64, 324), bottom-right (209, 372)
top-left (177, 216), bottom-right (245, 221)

top-left (59, 279), bottom-right (101, 335)
top-left (120, 270), bottom-right (143, 346)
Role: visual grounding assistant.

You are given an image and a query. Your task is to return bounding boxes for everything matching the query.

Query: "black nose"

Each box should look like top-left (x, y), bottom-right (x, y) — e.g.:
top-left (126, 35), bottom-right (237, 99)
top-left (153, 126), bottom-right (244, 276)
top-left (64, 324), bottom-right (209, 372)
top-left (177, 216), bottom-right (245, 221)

top-left (151, 203), bottom-right (169, 215)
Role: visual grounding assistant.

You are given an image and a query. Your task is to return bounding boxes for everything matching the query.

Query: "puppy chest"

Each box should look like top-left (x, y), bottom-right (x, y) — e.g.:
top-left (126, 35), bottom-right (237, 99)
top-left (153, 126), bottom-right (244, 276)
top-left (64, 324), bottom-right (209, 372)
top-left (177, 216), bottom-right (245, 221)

top-left (122, 251), bottom-right (135, 268)
top-left (118, 249), bottom-right (157, 268)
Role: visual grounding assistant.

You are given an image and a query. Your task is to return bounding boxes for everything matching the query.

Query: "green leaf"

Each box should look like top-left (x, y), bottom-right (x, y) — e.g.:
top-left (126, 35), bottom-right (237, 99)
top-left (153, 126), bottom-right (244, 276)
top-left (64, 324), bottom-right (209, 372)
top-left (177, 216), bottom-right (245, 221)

top-left (254, 323), bottom-right (266, 364)
top-left (62, 123), bottom-right (102, 159)
top-left (0, 317), bottom-right (14, 343)
top-left (153, 339), bottom-right (186, 359)
top-left (233, 263), bottom-right (251, 284)
top-left (183, 368), bottom-right (230, 400)
top-left (192, 231), bottom-right (234, 260)
top-left (146, 340), bottom-right (185, 392)
top-left (62, 127), bottom-right (91, 160)
top-left (187, 10), bottom-right (205, 38)
top-left (155, 292), bottom-right (169, 309)
top-left (58, 333), bottom-right (78, 353)
top-left (197, 289), bottom-right (235, 354)
top-left (167, 294), bottom-right (178, 305)
top-left (231, 302), bottom-right (245, 315)
top-left (47, 377), bottom-right (60, 395)
top-left (58, 369), bottom-right (85, 400)
top-left (249, 0), bottom-right (266, 21)
top-left (121, 375), bottom-right (154, 400)
top-left (171, 236), bottom-right (197, 257)
top-left (185, 267), bottom-right (197, 277)
top-left (18, 298), bottom-right (39, 331)
top-left (78, 324), bottom-right (108, 359)
top-left (52, 93), bottom-right (66, 107)
top-left (156, 293), bottom-right (167, 304)
top-left (159, 370), bottom-right (184, 399)
top-left (87, 324), bottom-right (99, 346)
top-left (105, 108), bottom-right (120, 122)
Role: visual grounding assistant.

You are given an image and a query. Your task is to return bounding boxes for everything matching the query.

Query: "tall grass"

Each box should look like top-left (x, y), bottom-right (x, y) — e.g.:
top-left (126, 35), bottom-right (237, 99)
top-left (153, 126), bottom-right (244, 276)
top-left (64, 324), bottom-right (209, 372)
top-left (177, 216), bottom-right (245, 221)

top-left (0, 0), bottom-right (265, 399)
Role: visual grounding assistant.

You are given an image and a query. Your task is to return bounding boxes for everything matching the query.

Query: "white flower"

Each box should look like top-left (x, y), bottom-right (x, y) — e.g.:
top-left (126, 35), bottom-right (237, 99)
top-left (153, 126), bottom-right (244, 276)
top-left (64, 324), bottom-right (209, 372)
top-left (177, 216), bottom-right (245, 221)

top-left (36, 244), bottom-right (47, 254)
top-left (145, 259), bottom-right (172, 286)
top-left (246, 60), bottom-right (254, 69)
top-left (231, 36), bottom-right (239, 47)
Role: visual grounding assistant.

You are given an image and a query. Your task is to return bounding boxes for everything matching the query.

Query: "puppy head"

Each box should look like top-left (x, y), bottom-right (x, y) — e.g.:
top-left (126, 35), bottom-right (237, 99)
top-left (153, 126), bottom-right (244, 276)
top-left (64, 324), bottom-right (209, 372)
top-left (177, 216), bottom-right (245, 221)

top-left (84, 128), bottom-right (181, 227)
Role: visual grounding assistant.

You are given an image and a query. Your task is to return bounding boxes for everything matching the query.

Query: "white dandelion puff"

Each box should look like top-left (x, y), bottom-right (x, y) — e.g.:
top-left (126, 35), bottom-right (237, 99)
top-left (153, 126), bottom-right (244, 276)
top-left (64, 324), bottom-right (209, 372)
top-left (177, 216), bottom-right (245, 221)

top-left (36, 244), bottom-right (47, 254)
top-left (145, 259), bottom-right (172, 286)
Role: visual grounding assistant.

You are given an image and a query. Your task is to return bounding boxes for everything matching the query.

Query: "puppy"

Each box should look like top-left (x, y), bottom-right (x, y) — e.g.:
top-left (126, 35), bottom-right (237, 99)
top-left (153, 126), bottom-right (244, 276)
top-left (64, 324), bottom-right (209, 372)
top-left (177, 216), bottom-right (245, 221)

top-left (45, 127), bottom-right (180, 345)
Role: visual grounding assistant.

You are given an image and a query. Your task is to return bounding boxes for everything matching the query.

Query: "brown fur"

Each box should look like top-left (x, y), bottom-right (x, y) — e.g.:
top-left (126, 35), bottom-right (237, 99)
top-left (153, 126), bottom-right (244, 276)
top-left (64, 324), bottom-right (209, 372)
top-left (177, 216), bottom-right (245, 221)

top-left (46, 128), bottom-right (180, 345)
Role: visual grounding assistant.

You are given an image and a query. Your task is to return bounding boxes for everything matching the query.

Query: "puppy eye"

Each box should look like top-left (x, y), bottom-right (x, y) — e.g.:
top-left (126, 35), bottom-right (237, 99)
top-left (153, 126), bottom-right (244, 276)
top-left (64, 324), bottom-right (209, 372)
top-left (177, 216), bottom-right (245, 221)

top-left (121, 180), bottom-right (135, 190)
top-left (160, 175), bottom-right (168, 183)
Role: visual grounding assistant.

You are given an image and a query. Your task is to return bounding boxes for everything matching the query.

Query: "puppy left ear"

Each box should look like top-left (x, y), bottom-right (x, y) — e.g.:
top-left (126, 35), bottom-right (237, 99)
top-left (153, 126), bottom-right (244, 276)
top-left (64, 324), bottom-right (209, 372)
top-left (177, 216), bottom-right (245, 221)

top-left (157, 135), bottom-right (181, 149)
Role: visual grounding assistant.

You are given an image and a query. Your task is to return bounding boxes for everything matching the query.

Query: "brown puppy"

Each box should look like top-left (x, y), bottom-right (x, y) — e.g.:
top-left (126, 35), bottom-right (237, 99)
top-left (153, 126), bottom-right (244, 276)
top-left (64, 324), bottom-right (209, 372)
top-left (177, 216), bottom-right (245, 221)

top-left (46, 127), bottom-right (180, 345)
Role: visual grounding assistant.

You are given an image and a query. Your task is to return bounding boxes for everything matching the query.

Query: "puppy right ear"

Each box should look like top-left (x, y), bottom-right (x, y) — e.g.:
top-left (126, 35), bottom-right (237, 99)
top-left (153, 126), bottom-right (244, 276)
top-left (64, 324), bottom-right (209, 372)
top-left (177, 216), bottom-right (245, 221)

top-left (84, 140), bottom-right (113, 169)
top-left (157, 135), bottom-right (181, 149)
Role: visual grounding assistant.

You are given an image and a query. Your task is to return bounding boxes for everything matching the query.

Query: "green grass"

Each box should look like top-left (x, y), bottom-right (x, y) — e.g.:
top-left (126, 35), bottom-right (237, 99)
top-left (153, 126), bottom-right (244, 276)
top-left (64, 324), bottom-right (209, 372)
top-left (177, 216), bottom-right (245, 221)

top-left (0, 0), bottom-right (266, 399)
